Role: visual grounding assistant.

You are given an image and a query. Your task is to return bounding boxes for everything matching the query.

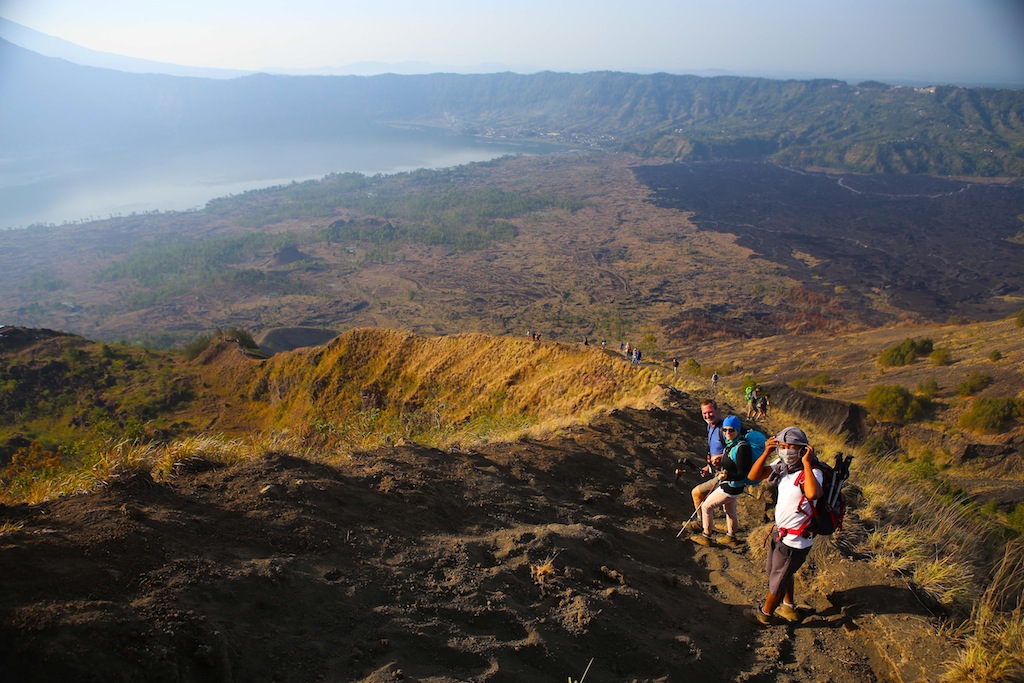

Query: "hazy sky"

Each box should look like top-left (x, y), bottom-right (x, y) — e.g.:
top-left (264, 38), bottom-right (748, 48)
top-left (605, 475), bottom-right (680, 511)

top-left (2, 0), bottom-right (1023, 85)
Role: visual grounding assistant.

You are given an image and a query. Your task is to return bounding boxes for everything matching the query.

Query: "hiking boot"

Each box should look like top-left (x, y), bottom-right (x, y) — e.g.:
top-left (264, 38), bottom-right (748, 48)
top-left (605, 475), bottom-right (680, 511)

top-left (690, 533), bottom-right (715, 547)
top-left (744, 607), bottom-right (780, 627)
top-left (691, 533), bottom-right (714, 547)
top-left (683, 519), bottom-right (702, 533)
top-left (775, 603), bottom-right (802, 623)
top-left (718, 533), bottom-right (742, 547)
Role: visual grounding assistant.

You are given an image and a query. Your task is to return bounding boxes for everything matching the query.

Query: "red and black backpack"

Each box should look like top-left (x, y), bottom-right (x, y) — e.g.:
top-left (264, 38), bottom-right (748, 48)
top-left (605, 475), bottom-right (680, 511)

top-left (780, 452), bottom-right (853, 538)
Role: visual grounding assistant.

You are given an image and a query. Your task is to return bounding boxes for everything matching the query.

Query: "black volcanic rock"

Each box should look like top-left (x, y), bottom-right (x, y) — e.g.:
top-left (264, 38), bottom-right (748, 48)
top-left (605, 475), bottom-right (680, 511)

top-left (634, 161), bottom-right (1024, 321)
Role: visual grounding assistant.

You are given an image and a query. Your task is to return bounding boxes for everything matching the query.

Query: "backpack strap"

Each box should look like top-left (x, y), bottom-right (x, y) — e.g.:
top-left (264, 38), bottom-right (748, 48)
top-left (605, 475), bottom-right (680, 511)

top-left (777, 467), bottom-right (819, 540)
top-left (723, 440), bottom-right (755, 489)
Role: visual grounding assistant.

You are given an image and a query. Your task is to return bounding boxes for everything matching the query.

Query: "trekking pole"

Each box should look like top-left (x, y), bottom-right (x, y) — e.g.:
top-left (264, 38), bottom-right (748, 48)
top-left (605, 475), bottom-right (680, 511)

top-left (676, 504), bottom-right (702, 538)
top-left (828, 453), bottom-right (852, 509)
top-left (828, 452), bottom-right (843, 509)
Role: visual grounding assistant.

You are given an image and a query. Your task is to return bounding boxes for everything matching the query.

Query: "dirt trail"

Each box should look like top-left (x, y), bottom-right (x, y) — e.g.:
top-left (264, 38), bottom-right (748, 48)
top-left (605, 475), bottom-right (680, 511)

top-left (0, 389), bottom-right (951, 682)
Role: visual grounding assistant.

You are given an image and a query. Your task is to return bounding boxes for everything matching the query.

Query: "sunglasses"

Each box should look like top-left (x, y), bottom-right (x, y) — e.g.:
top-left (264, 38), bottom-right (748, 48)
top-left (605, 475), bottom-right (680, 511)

top-left (722, 427), bottom-right (738, 433)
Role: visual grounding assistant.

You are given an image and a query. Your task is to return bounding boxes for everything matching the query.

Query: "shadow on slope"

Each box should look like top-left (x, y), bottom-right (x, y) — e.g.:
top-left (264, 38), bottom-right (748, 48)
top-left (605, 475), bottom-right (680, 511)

top-left (0, 389), bottom-right (949, 682)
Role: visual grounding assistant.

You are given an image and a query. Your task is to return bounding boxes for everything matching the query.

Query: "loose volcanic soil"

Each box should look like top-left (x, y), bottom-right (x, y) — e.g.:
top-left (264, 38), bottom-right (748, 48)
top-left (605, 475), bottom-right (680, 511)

top-left (0, 389), bottom-right (951, 682)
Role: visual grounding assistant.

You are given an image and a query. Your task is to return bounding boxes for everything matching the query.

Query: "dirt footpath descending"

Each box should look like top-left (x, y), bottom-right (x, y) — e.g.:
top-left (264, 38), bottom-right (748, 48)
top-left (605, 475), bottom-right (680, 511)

top-left (0, 390), bottom-right (951, 682)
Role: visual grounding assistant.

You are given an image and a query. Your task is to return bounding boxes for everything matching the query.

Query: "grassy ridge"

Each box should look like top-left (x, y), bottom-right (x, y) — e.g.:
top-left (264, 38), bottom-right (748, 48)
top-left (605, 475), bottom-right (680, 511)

top-left (0, 328), bottom-right (665, 502)
top-left (2, 323), bottom-right (1023, 678)
top-left (214, 329), bottom-right (664, 450)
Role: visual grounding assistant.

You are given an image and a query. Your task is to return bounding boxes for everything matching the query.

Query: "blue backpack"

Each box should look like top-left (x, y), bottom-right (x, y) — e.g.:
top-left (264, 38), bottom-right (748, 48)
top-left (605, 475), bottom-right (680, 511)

top-left (743, 429), bottom-right (767, 458)
top-left (723, 429), bottom-right (766, 489)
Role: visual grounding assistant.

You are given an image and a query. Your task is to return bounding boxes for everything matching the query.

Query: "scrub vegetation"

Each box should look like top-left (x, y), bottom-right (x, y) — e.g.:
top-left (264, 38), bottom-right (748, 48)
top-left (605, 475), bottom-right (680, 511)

top-left (2, 311), bottom-right (1023, 679)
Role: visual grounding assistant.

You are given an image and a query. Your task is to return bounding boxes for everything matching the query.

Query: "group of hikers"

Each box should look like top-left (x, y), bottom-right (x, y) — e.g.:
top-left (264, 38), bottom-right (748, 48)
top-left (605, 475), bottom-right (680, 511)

top-left (681, 398), bottom-right (845, 627)
top-left (745, 383), bottom-right (770, 420)
top-left (619, 342), bottom-right (642, 365)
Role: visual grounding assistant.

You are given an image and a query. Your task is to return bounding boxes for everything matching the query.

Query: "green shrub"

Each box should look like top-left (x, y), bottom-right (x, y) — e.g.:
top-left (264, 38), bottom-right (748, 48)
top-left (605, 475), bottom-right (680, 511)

top-left (916, 378), bottom-right (940, 399)
top-left (1008, 503), bottom-right (1024, 537)
top-left (958, 397), bottom-right (1024, 434)
top-left (988, 350), bottom-right (1002, 362)
top-left (1016, 308), bottom-right (1024, 328)
top-left (865, 384), bottom-right (927, 422)
top-left (878, 337), bottom-right (934, 368)
top-left (860, 434), bottom-right (888, 456)
top-left (220, 327), bottom-right (259, 351)
top-left (955, 372), bottom-right (993, 397)
top-left (685, 358), bottom-right (702, 376)
top-left (181, 333), bottom-right (214, 361)
top-left (907, 457), bottom-right (940, 481)
top-left (929, 347), bottom-right (953, 366)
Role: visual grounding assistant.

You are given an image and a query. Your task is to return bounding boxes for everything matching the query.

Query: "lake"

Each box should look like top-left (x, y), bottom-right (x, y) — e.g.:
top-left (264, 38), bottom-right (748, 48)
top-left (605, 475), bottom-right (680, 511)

top-left (0, 126), bottom-right (560, 229)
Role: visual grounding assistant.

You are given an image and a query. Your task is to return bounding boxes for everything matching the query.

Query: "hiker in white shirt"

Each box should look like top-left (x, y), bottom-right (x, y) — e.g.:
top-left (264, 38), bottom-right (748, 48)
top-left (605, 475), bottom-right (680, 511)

top-left (744, 425), bottom-right (822, 625)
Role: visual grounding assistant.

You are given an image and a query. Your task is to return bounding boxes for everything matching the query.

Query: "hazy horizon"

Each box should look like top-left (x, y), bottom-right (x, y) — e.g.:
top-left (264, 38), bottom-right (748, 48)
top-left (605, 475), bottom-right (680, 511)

top-left (2, 0), bottom-right (1023, 87)
top-left (0, 127), bottom-right (560, 230)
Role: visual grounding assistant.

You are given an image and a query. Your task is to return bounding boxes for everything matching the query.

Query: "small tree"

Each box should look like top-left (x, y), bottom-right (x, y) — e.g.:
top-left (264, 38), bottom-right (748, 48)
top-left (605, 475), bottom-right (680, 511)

top-left (955, 372), bottom-right (993, 397)
top-left (929, 347), bottom-right (953, 366)
top-left (879, 337), bottom-right (933, 368)
top-left (916, 378), bottom-right (940, 399)
top-left (959, 397), bottom-right (1024, 434)
top-left (219, 327), bottom-right (260, 352)
top-left (182, 333), bottom-right (214, 361)
top-left (865, 384), bottom-right (926, 422)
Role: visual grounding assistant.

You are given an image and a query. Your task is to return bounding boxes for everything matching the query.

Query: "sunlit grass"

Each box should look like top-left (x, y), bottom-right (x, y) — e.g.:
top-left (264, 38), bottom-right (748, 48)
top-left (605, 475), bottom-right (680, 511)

top-left (1, 330), bottom-right (668, 504)
top-left (0, 432), bottom-right (314, 504)
top-left (942, 543), bottom-right (1024, 682)
top-left (914, 557), bottom-right (974, 606)
top-left (865, 527), bottom-right (926, 572)
top-left (0, 521), bottom-right (24, 536)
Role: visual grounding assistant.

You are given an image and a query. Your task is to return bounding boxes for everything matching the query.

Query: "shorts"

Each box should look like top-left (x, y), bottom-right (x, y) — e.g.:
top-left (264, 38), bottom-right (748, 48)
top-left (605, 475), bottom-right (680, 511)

top-left (766, 534), bottom-right (812, 598)
top-left (693, 477), bottom-right (718, 499)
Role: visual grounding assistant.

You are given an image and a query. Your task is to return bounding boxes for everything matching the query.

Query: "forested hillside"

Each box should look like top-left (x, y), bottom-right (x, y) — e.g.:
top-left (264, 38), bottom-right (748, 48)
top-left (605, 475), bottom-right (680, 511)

top-left (2, 39), bottom-right (1023, 177)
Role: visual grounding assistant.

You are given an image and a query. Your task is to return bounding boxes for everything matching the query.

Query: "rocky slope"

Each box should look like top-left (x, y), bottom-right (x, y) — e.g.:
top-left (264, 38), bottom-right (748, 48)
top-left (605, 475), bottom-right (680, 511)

top-left (0, 389), bottom-right (950, 682)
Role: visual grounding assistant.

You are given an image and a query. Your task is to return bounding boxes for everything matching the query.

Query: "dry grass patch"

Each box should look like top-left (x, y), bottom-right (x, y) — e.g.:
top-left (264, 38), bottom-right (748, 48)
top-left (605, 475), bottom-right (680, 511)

top-left (0, 521), bottom-right (24, 536)
top-left (0, 432), bottom-right (307, 505)
top-left (914, 558), bottom-right (975, 606)
top-left (854, 460), bottom-right (983, 608)
top-left (942, 543), bottom-right (1024, 682)
top-left (865, 527), bottom-right (926, 573)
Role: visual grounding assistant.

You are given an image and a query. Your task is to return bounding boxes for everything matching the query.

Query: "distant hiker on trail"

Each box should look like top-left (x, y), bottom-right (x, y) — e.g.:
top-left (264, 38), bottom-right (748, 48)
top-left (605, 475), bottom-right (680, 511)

top-left (744, 425), bottom-right (821, 625)
top-left (625, 342), bottom-right (632, 359)
top-left (687, 400), bottom-right (726, 525)
top-left (672, 358), bottom-right (679, 375)
top-left (756, 392), bottom-right (770, 420)
top-left (689, 415), bottom-right (753, 547)
top-left (584, 336), bottom-right (589, 346)
top-left (711, 372), bottom-right (719, 387)
top-left (745, 384), bottom-right (760, 418)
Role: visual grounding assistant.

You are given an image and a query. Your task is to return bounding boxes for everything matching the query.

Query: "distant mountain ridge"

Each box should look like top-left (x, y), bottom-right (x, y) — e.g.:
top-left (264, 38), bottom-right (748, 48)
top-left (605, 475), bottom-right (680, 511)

top-left (2, 38), bottom-right (1023, 177)
top-left (0, 17), bottom-right (542, 77)
top-left (0, 17), bottom-right (251, 79)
